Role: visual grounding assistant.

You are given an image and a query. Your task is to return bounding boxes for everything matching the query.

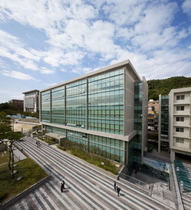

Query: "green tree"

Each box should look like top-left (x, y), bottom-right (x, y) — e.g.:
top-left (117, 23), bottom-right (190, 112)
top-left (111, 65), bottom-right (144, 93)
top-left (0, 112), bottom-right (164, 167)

top-left (0, 111), bottom-right (12, 139)
top-left (0, 112), bottom-right (24, 178)
top-left (147, 76), bottom-right (191, 100)
top-left (5, 131), bottom-right (24, 178)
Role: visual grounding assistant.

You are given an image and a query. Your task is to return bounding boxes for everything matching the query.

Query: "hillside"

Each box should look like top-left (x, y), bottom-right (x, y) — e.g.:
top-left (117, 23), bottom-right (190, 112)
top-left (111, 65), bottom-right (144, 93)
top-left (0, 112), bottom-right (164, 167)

top-left (148, 76), bottom-right (191, 100)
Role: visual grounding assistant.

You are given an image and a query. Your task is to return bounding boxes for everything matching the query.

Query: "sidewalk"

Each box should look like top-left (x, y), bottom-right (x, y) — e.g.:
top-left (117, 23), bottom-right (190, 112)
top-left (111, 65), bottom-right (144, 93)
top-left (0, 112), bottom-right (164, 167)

top-left (13, 148), bottom-right (27, 162)
top-left (49, 143), bottom-right (117, 179)
top-left (152, 149), bottom-right (170, 159)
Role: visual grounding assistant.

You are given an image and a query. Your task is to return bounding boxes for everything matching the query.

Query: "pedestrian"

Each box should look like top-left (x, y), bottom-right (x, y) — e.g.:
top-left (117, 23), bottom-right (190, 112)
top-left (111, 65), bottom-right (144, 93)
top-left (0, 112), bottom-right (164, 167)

top-left (62, 180), bottom-right (65, 189)
top-left (60, 180), bottom-right (65, 192)
top-left (114, 181), bottom-right (116, 191)
top-left (116, 186), bottom-right (121, 196)
top-left (60, 183), bottom-right (64, 192)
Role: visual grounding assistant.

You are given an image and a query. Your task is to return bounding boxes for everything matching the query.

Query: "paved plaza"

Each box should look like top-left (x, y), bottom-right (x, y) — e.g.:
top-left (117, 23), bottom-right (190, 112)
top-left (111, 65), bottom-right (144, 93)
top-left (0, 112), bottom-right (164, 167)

top-left (1, 136), bottom-right (191, 210)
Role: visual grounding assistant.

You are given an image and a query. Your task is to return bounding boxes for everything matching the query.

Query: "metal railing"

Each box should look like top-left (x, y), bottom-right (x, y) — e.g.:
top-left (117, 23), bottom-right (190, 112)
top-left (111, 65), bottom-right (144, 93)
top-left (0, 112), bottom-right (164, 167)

top-left (118, 172), bottom-right (151, 195)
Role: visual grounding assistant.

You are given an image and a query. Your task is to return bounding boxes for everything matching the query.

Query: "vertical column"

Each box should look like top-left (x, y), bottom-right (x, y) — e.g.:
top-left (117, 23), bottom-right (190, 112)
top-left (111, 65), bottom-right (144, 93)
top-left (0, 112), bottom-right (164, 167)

top-left (50, 90), bottom-right (52, 124)
top-left (141, 79), bottom-right (148, 163)
top-left (190, 91), bottom-right (191, 150)
top-left (23, 95), bottom-right (26, 112)
top-left (86, 79), bottom-right (88, 130)
top-left (39, 92), bottom-right (41, 122)
top-left (123, 68), bottom-right (126, 136)
top-left (124, 141), bottom-right (128, 165)
top-left (86, 79), bottom-right (89, 152)
top-left (169, 91), bottom-right (173, 162)
top-left (158, 94), bottom-right (162, 153)
top-left (64, 86), bottom-right (66, 126)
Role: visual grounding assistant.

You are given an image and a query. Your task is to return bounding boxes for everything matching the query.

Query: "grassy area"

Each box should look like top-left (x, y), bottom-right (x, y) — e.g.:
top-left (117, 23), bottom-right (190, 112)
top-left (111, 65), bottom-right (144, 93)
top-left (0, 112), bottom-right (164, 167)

top-left (0, 158), bottom-right (48, 204)
top-left (38, 137), bottom-right (121, 174)
top-left (38, 136), bottom-right (56, 145)
top-left (0, 151), bottom-right (9, 165)
top-left (57, 145), bottom-right (121, 175)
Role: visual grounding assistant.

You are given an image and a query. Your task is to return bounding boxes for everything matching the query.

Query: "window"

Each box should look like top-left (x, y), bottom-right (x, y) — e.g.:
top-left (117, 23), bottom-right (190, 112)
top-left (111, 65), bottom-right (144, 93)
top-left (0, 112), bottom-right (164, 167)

top-left (176, 106), bottom-right (184, 111)
top-left (176, 127), bottom-right (184, 132)
top-left (176, 117), bottom-right (184, 122)
top-left (176, 95), bottom-right (185, 100)
top-left (176, 138), bottom-right (184, 143)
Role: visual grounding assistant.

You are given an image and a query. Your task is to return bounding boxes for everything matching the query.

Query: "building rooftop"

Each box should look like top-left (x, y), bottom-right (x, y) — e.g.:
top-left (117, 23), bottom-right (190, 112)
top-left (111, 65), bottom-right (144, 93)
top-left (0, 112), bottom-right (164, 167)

top-left (22, 90), bottom-right (39, 94)
top-left (40, 59), bottom-right (142, 92)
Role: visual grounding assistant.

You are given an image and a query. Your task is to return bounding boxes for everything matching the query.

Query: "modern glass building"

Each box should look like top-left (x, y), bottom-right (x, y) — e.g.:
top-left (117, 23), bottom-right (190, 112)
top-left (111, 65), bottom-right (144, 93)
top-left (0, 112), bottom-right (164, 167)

top-left (40, 60), bottom-right (148, 166)
top-left (23, 90), bottom-right (39, 113)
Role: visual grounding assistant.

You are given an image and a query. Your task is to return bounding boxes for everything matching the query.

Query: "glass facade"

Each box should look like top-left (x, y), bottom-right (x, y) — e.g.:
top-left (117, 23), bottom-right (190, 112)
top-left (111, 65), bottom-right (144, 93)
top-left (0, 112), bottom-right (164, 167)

top-left (128, 82), bottom-right (143, 166)
top-left (89, 134), bottom-right (124, 163)
top-left (45, 125), bottom-right (125, 163)
top-left (25, 97), bottom-right (34, 108)
top-left (66, 80), bottom-right (86, 129)
top-left (88, 69), bottom-right (124, 134)
top-left (41, 91), bottom-right (51, 123)
top-left (41, 69), bottom-right (124, 134)
top-left (52, 87), bottom-right (65, 125)
top-left (161, 96), bottom-right (169, 139)
top-left (40, 65), bottom-right (146, 165)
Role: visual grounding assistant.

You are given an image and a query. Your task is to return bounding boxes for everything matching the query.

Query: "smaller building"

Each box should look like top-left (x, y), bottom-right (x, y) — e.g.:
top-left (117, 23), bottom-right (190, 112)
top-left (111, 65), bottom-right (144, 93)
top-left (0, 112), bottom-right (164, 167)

top-left (22, 90), bottom-right (39, 113)
top-left (169, 87), bottom-right (191, 163)
top-left (148, 99), bottom-right (159, 131)
top-left (148, 114), bottom-right (158, 131)
top-left (148, 99), bottom-right (159, 114)
top-left (158, 88), bottom-right (191, 163)
top-left (9, 99), bottom-right (23, 111)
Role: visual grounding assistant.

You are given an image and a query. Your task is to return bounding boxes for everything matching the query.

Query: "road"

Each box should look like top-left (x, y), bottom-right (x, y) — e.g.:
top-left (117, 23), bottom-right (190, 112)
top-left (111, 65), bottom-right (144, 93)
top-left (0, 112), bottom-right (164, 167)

top-left (7, 137), bottom-right (177, 210)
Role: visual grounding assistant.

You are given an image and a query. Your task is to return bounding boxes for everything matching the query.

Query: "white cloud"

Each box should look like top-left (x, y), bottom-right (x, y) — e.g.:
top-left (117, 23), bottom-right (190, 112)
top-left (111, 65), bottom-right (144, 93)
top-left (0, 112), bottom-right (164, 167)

top-left (115, 2), bottom-right (180, 52)
top-left (81, 67), bottom-right (92, 74)
top-left (136, 49), bottom-right (191, 79)
top-left (0, 30), bottom-right (39, 70)
top-left (1, 70), bottom-right (36, 80)
top-left (102, 0), bottom-right (146, 26)
top-left (69, 3), bottom-right (97, 21)
top-left (135, 3), bottom-right (176, 34)
top-left (0, 58), bottom-right (9, 69)
top-left (43, 48), bottom-right (85, 67)
top-left (84, 20), bottom-right (116, 55)
top-left (43, 50), bottom-right (62, 67)
top-left (72, 67), bottom-right (93, 74)
top-left (182, 0), bottom-right (191, 17)
top-left (60, 51), bottom-right (84, 65)
top-left (0, 30), bottom-right (39, 61)
top-left (0, 0), bottom-right (190, 84)
top-left (0, 0), bottom-right (66, 32)
top-left (40, 67), bottom-right (54, 74)
top-left (131, 27), bottom-right (179, 51)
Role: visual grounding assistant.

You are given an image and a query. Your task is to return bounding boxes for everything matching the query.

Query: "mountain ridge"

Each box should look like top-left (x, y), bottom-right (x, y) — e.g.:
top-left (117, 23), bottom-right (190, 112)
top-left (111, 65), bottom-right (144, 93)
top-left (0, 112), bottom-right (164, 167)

top-left (147, 76), bottom-right (191, 100)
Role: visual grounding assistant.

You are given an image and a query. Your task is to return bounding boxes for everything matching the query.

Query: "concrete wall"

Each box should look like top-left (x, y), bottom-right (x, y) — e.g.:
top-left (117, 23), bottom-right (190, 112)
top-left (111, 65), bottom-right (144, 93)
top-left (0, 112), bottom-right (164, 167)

top-left (124, 66), bottom-right (136, 136)
top-left (0, 176), bottom-right (50, 210)
top-left (169, 87), bottom-right (191, 162)
top-left (141, 77), bottom-right (148, 161)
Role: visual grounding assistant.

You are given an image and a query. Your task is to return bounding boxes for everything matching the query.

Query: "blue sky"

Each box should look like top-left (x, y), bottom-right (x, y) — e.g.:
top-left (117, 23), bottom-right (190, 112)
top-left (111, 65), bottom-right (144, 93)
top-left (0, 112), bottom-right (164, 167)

top-left (0, 0), bottom-right (191, 103)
